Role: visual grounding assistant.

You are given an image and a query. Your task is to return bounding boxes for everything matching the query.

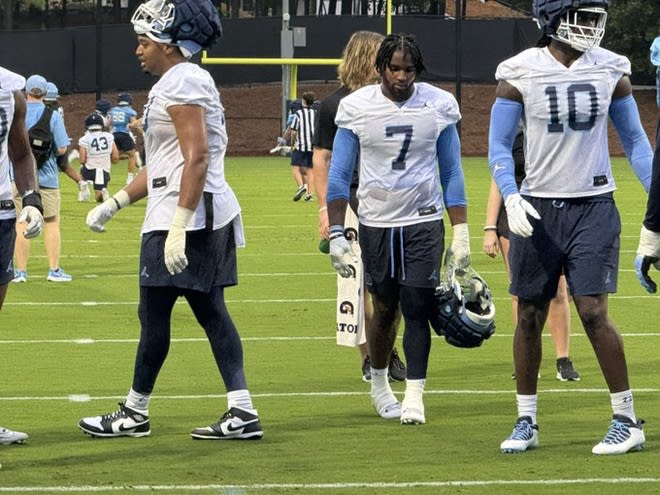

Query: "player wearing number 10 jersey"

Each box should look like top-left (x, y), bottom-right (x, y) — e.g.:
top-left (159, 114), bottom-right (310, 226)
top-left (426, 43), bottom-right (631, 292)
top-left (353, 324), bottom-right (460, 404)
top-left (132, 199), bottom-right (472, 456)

top-left (488, 0), bottom-right (653, 455)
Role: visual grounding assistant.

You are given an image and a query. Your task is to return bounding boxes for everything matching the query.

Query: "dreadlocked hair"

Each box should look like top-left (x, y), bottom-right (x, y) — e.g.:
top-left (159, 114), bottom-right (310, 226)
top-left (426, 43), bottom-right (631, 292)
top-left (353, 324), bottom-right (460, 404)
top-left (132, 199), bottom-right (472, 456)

top-left (375, 33), bottom-right (426, 76)
top-left (338, 31), bottom-right (385, 92)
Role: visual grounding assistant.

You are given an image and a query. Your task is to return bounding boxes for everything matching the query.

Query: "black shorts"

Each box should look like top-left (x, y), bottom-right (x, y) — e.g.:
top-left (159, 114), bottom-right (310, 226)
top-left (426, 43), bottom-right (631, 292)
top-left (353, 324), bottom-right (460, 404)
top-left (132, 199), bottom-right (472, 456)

top-left (509, 194), bottom-right (620, 300)
top-left (80, 166), bottom-right (110, 190)
top-left (113, 132), bottom-right (136, 152)
top-left (0, 218), bottom-right (16, 285)
top-left (359, 220), bottom-right (445, 297)
top-left (290, 150), bottom-right (313, 168)
top-left (139, 220), bottom-right (238, 292)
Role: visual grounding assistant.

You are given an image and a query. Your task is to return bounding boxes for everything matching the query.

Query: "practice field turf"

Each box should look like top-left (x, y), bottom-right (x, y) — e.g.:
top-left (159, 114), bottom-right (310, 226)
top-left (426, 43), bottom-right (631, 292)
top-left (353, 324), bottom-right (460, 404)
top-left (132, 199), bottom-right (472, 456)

top-left (1, 157), bottom-right (659, 494)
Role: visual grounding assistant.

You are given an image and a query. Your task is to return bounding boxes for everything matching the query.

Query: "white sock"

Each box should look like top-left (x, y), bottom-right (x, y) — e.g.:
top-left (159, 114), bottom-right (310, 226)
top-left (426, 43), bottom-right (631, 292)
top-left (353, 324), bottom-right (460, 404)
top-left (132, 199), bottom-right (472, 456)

top-left (125, 388), bottom-right (150, 414)
top-left (403, 379), bottom-right (425, 403)
top-left (371, 367), bottom-right (388, 389)
top-left (610, 390), bottom-right (636, 422)
top-left (227, 389), bottom-right (255, 412)
top-left (516, 394), bottom-right (538, 424)
top-left (126, 173), bottom-right (135, 185)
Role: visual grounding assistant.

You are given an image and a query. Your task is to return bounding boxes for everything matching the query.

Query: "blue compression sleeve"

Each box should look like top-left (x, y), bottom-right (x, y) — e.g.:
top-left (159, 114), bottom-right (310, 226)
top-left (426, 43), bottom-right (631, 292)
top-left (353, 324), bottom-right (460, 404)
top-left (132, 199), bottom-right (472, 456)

top-left (609, 95), bottom-right (653, 192)
top-left (327, 127), bottom-right (359, 202)
top-left (437, 124), bottom-right (467, 207)
top-left (488, 98), bottom-right (523, 200)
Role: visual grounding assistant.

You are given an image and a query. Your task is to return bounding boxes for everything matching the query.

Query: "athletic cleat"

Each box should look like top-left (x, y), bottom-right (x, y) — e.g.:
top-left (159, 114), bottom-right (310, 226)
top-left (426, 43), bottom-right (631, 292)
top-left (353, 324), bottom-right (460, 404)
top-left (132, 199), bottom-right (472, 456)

top-left (371, 387), bottom-right (401, 419)
top-left (191, 407), bottom-right (263, 440)
top-left (362, 356), bottom-right (372, 382)
top-left (78, 402), bottom-right (151, 438)
top-left (303, 193), bottom-right (313, 202)
top-left (388, 348), bottom-right (406, 382)
top-left (556, 357), bottom-right (580, 381)
top-left (500, 416), bottom-right (539, 453)
top-left (12, 271), bottom-right (27, 283)
top-left (400, 397), bottom-right (425, 425)
top-left (47, 268), bottom-right (72, 282)
top-left (0, 426), bottom-right (28, 445)
top-left (292, 185), bottom-right (307, 202)
top-left (592, 415), bottom-right (645, 455)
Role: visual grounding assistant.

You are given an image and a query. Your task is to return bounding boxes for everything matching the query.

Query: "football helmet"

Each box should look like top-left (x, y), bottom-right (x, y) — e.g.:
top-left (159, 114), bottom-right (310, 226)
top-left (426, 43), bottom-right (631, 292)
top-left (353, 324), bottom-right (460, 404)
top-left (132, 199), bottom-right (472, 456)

top-left (131, 0), bottom-right (222, 56)
top-left (95, 98), bottom-right (112, 115)
top-left (430, 254), bottom-right (496, 348)
top-left (117, 92), bottom-right (133, 106)
top-left (533, 0), bottom-right (608, 52)
top-left (85, 112), bottom-right (104, 131)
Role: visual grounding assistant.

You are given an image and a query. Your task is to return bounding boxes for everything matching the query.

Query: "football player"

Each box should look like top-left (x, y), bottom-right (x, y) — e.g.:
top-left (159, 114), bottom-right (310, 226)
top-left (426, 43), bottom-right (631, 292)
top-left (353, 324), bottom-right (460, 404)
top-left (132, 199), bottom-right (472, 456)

top-left (78, 0), bottom-right (262, 441)
top-left (108, 92), bottom-right (139, 184)
top-left (78, 112), bottom-right (119, 203)
top-left (327, 33), bottom-right (470, 426)
top-left (489, 0), bottom-right (653, 455)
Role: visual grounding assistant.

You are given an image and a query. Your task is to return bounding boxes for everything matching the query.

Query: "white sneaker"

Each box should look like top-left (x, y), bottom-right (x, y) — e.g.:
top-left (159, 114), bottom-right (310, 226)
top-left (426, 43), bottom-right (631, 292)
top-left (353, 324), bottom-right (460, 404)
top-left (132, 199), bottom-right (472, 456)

top-left (500, 416), bottom-right (539, 453)
top-left (0, 426), bottom-right (28, 445)
top-left (592, 415), bottom-right (645, 455)
top-left (371, 386), bottom-right (401, 419)
top-left (401, 397), bottom-right (425, 425)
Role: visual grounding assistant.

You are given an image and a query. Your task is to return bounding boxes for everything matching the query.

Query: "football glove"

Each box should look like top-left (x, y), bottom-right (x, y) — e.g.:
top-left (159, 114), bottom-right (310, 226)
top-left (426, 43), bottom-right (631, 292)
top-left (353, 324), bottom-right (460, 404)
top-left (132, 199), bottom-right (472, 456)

top-left (450, 223), bottom-right (470, 269)
top-left (504, 193), bottom-right (540, 238)
top-left (86, 190), bottom-right (130, 232)
top-left (18, 205), bottom-right (44, 239)
top-left (635, 225), bottom-right (660, 293)
top-left (329, 232), bottom-right (358, 278)
top-left (164, 206), bottom-right (193, 275)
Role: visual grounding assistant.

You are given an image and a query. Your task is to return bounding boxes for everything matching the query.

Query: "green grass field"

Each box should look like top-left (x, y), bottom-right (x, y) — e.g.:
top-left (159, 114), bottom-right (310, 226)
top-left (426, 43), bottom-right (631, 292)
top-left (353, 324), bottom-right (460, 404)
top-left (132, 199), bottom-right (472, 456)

top-left (1, 156), bottom-right (659, 494)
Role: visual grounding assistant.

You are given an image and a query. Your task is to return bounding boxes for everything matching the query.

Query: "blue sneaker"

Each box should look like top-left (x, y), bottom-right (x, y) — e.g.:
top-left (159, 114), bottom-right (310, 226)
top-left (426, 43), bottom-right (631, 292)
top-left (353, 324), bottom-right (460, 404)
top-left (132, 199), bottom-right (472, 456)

top-left (501, 416), bottom-right (539, 453)
top-left (12, 270), bottom-right (27, 283)
top-left (47, 268), bottom-right (72, 282)
top-left (592, 415), bottom-right (645, 455)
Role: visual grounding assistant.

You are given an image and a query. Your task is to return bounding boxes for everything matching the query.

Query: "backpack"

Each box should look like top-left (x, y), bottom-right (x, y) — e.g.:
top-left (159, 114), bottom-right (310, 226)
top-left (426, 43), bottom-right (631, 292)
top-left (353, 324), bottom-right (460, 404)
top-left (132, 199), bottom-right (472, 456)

top-left (28, 106), bottom-right (54, 169)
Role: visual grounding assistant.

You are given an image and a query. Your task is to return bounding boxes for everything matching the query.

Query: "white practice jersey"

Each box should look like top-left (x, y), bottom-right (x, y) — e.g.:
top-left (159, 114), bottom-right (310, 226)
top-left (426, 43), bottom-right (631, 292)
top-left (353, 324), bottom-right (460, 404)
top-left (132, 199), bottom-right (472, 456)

top-left (141, 62), bottom-right (243, 243)
top-left (496, 46), bottom-right (630, 198)
top-left (336, 82), bottom-right (461, 227)
top-left (0, 67), bottom-right (26, 221)
top-left (79, 130), bottom-right (115, 173)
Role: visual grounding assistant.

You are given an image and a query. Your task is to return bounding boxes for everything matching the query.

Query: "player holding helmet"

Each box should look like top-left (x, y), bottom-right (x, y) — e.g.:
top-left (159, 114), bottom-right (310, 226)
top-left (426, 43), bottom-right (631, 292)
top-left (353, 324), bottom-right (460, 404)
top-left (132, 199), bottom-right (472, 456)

top-left (489, 0), bottom-right (653, 455)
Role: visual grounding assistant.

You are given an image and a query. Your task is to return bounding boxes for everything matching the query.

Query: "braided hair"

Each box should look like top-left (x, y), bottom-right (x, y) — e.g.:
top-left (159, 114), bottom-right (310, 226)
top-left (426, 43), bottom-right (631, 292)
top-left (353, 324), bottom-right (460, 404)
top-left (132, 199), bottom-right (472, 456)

top-left (375, 33), bottom-right (426, 76)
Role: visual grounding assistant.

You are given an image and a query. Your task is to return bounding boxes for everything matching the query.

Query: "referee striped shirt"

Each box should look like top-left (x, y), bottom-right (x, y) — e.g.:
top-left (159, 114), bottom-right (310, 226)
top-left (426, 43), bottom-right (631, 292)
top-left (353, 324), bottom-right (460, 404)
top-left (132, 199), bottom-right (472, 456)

top-left (291, 106), bottom-right (316, 152)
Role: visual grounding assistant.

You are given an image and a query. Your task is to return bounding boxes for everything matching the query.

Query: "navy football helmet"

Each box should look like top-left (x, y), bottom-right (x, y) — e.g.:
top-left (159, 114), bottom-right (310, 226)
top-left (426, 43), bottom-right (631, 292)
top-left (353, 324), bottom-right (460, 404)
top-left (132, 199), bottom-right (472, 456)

top-left (533, 0), bottom-right (608, 52)
top-left (117, 92), bottom-right (133, 106)
top-left (85, 112), bottom-right (105, 131)
top-left (131, 0), bottom-right (222, 56)
top-left (430, 254), bottom-right (496, 349)
top-left (95, 98), bottom-right (112, 115)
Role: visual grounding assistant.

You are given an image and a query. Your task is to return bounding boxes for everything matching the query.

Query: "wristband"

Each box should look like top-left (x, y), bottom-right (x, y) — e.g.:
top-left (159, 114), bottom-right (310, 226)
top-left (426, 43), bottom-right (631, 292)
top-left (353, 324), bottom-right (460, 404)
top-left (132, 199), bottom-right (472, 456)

top-left (22, 190), bottom-right (43, 214)
top-left (319, 206), bottom-right (327, 212)
top-left (483, 225), bottom-right (497, 232)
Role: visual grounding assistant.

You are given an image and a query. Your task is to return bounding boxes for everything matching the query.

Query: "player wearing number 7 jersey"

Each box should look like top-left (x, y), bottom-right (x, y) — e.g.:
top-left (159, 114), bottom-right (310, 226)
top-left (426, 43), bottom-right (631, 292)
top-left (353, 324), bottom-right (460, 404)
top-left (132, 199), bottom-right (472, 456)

top-left (79, 113), bottom-right (120, 203)
top-left (327, 33), bottom-right (470, 426)
top-left (489, 0), bottom-right (653, 456)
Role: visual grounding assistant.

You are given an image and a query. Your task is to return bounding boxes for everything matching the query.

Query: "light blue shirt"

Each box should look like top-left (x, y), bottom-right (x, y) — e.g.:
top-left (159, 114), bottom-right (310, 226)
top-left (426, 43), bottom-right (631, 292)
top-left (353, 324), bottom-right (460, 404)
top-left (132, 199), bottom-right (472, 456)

top-left (26, 101), bottom-right (69, 189)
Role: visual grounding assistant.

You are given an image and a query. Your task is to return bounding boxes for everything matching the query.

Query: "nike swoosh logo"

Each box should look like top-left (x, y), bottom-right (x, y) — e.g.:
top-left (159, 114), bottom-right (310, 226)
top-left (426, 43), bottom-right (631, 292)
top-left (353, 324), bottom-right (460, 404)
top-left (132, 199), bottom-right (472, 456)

top-left (226, 423), bottom-right (245, 432)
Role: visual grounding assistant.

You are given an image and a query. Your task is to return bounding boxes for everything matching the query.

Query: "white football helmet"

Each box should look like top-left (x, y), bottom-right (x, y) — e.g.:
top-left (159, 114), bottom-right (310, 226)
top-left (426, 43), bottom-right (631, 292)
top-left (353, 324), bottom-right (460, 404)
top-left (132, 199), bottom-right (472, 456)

top-left (131, 0), bottom-right (176, 43)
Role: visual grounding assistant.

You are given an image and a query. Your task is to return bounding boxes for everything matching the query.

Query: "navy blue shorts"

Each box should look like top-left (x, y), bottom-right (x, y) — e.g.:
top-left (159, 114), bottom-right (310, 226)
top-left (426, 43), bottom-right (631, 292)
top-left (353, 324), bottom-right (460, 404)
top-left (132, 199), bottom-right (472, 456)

top-left (80, 166), bottom-right (110, 189)
top-left (359, 220), bottom-right (445, 296)
top-left (139, 220), bottom-right (238, 292)
top-left (509, 194), bottom-right (620, 300)
top-left (290, 150), bottom-right (313, 168)
top-left (113, 132), bottom-right (136, 152)
top-left (0, 218), bottom-right (16, 285)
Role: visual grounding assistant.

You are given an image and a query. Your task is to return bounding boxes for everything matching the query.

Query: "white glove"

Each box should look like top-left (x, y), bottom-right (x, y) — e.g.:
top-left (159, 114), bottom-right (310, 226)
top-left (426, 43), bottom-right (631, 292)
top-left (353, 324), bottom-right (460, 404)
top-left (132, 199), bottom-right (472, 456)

top-left (504, 193), bottom-right (541, 238)
top-left (78, 180), bottom-right (91, 202)
top-left (18, 205), bottom-right (44, 239)
top-left (635, 225), bottom-right (660, 293)
top-left (450, 223), bottom-right (471, 269)
top-left (164, 206), bottom-right (194, 275)
top-left (329, 233), bottom-right (358, 278)
top-left (86, 190), bottom-right (130, 232)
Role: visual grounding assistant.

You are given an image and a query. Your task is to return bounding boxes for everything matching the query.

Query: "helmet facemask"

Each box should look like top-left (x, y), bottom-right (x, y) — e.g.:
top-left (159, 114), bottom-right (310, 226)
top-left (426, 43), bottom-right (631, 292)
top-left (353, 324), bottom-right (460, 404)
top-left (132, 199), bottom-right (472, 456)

top-left (552, 7), bottom-right (607, 52)
top-left (131, 0), bottom-right (176, 44)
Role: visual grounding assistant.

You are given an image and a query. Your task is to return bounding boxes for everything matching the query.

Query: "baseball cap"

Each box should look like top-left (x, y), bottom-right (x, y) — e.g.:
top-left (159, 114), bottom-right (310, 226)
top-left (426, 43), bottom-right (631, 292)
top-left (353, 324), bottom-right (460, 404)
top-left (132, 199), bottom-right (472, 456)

top-left (44, 82), bottom-right (59, 101)
top-left (26, 75), bottom-right (47, 97)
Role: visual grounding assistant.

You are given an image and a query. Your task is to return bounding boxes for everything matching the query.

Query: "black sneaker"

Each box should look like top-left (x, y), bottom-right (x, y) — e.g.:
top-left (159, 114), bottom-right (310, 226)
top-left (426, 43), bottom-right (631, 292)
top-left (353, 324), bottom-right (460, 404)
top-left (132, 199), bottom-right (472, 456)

top-left (556, 357), bottom-right (580, 381)
top-left (292, 185), bottom-right (307, 201)
top-left (191, 407), bottom-right (263, 440)
top-left (78, 402), bottom-right (150, 438)
top-left (388, 348), bottom-right (406, 382)
top-left (362, 355), bottom-right (372, 382)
